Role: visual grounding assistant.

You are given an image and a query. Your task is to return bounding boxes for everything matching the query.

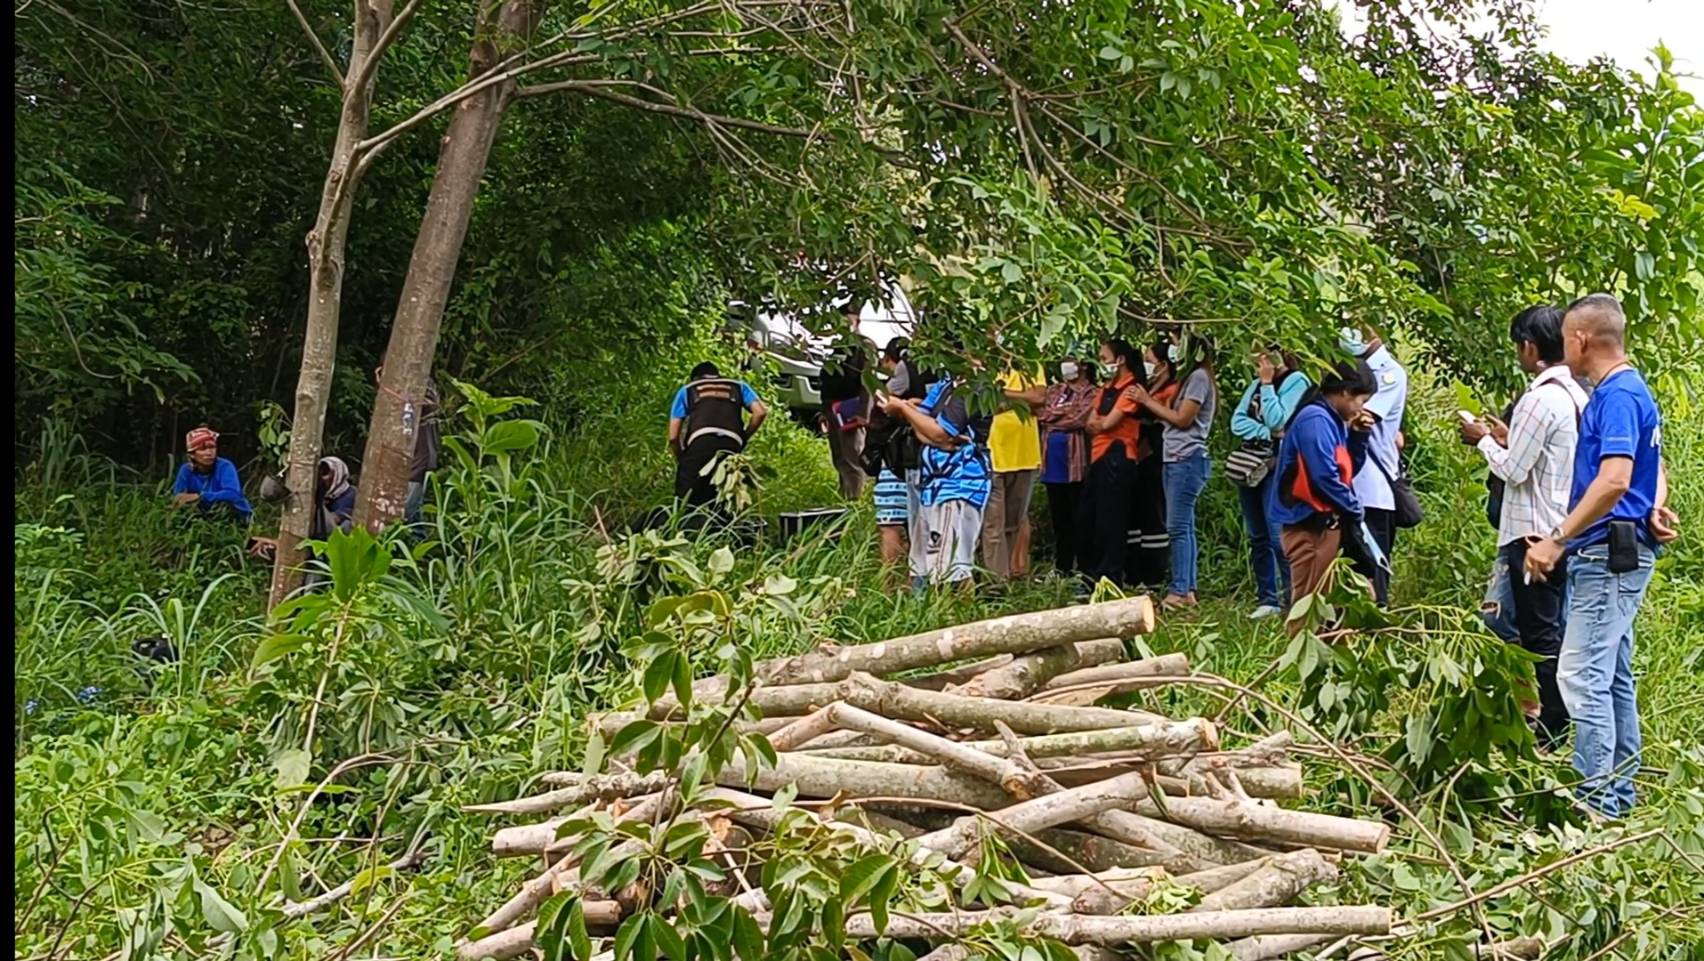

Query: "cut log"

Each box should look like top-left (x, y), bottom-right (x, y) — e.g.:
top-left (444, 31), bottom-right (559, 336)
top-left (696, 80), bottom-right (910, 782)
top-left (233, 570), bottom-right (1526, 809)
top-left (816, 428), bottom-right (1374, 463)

top-left (456, 901), bottom-right (622, 960)
top-left (1224, 933), bottom-right (1336, 961)
top-left (839, 672), bottom-right (1166, 735)
top-left (491, 794), bottom-right (666, 858)
top-left (901, 655), bottom-right (1016, 690)
top-left (1043, 652), bottom-right (1192, 690)
top-left (464, 771), bottom-right (671, 815)
top-left (766, 708), bottom-right (841, 752)
top-left (691, 597), bottom-right (1157, 702)
top-left (821, 702), bottom-right (1051, 798)
top-left (805, 905), bottom-right (1391, 943)
top-left (913, 769), bottom-right (1161, 860)
top-left (1132, 796), bottom-right (1391, 855)
top-left (715, 752), bottom-right (1013, 809)
top-left (946, 639), bottom-right (1127, 700)
top-left (806, 719), bottom-right (1217, 765)
top-left (1175, 858), bottom-right (1272, 894)
top-left (1032, 758), bottom-right (1302, 799)
top-left (1009, 828), bottom-right (1186, 875)
top-left (1030, 867), bottom-right (1164, 899)
top-left (704, 788), bottom-right (1071, 910)
top-left (1191, 848), bottom-right (1337, 913)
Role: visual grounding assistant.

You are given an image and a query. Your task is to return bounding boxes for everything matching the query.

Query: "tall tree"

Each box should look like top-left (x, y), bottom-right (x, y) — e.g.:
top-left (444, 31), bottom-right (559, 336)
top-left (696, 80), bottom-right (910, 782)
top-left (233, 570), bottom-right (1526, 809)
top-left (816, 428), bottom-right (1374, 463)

top-left (269, 0), bottom-right (410, 605)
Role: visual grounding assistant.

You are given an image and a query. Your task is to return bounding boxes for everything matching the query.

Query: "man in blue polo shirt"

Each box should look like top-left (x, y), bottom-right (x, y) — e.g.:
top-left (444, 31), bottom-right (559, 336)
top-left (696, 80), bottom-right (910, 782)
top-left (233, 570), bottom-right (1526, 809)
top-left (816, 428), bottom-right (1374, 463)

top-left (1523, 294), bottom-right (1677, 818)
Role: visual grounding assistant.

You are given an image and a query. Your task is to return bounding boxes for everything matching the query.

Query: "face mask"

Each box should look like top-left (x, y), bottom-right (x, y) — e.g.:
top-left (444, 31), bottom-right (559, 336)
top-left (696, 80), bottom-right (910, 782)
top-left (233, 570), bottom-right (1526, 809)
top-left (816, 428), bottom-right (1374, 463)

top-left (1059, 362), bottom-right (1079, 381)
top-left (1100, 362), bottom-right (1122, 379)
top-left (1144, 361), bottom-right (1160, 381)
top-left (1167, 342), bottom-right (1183, 363)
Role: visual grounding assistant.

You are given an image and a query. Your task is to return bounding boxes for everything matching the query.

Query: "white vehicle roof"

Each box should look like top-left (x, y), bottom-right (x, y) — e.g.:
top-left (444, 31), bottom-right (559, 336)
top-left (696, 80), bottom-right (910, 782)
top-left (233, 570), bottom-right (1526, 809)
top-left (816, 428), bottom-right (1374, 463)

top-left (753, 281), bottom-right (918, 353)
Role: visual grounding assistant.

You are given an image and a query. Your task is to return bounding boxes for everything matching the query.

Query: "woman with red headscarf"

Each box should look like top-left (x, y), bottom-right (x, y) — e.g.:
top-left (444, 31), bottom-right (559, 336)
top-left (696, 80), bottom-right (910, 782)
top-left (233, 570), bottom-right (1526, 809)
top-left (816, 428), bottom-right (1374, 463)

top-left (170, 427), bottom-right (252, 523)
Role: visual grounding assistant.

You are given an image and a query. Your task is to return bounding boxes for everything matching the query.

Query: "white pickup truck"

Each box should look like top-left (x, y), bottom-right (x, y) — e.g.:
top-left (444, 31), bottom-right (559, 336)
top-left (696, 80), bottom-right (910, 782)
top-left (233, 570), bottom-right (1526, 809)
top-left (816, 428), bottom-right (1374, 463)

top-left (738, 283), bottom-right (918, 428)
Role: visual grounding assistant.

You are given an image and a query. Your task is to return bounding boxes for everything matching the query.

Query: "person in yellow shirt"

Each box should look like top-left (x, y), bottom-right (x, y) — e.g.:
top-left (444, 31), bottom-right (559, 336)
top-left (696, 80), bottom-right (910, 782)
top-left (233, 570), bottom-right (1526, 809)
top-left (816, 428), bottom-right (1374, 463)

top-left (981, 366), bottom-right (1047, 579)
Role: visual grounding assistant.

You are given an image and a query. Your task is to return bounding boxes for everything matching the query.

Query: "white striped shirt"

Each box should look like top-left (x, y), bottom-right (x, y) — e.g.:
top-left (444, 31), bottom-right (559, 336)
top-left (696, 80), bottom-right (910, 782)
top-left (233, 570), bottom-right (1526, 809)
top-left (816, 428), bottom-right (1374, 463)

top-left (1477, 365), bottom-right (1589, 546)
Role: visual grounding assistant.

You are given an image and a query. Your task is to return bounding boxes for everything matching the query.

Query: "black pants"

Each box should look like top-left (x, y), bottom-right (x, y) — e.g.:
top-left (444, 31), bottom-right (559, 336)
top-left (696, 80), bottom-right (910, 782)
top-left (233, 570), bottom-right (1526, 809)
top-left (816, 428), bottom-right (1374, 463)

top-left (1078, 448), bottom-right (1136, 587)
top-left (1126, 454), bottom-right (1168, 589)
top-left (1045, 481), bottom-right (1084, 575)
top-left (1501, 539), bottom-right (1571, 749)
top-left (1352, 507), bottom-right (1397, 606)
top-left (675, 435), bottom-right (743, 506)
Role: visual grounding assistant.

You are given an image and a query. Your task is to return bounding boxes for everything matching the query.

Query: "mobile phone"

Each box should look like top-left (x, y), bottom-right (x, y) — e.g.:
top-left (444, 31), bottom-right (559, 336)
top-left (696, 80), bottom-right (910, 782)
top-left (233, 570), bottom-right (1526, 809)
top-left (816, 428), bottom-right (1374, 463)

top-left (1456, 410), bottom-right (1477, 424)
top-left (1607, 519), bottom-right (1639, 573)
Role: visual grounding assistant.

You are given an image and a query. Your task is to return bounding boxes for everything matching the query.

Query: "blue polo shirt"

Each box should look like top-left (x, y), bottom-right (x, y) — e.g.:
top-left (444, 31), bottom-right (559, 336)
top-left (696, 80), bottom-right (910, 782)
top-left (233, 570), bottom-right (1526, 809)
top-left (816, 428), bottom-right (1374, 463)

top-left (1569, 368), bottom-right (1662, 550)
top-left (670, 381), bottom-right (758, 418)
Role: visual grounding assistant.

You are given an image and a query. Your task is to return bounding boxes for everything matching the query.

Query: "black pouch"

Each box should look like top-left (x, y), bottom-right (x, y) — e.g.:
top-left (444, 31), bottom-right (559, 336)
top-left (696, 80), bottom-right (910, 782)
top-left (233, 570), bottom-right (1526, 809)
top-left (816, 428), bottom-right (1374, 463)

top-left (1607, 519), bottom-right (1639, 573)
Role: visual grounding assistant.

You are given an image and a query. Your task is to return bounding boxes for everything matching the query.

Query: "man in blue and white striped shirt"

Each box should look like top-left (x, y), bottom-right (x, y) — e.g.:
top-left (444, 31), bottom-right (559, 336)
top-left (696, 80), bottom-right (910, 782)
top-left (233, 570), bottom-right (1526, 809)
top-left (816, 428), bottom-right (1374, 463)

top-left (1461, 305), bottom-right (1587, 749)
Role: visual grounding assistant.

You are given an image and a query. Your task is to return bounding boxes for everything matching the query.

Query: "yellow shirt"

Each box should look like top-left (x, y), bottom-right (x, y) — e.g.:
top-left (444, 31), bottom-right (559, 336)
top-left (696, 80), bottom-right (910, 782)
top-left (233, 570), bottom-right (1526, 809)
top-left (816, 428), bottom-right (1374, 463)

top-left (989, 368), bottom-right (1044, 472)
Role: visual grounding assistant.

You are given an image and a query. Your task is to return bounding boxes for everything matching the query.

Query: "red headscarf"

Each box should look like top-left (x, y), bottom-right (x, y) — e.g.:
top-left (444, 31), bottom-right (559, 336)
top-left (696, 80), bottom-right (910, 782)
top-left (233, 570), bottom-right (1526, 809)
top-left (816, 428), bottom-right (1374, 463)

top-left (185, 427), bottom-right (219, 453)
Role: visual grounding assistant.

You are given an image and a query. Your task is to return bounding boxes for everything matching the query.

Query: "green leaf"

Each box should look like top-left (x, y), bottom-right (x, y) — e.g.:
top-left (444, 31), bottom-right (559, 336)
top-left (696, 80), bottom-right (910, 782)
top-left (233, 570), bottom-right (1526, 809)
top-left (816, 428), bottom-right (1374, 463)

top-left (609, 720), bottom-right (662, 758)
top-left (642, 651), bottom-right (676, 705)
top-left (251, 633), bottom-right (308, 671)
top-left (839, 853), bottom-right (896, 904)
top-left (194, 878), bottom-right (248, 934)
top-left (482, 418), bottom-right (544, 453)
top-left (272, 747), bottom-right (312, 789)
top-left (349, 864), bottom-right (394, 897)
top-left (732, 906), bottom-right (764, 960)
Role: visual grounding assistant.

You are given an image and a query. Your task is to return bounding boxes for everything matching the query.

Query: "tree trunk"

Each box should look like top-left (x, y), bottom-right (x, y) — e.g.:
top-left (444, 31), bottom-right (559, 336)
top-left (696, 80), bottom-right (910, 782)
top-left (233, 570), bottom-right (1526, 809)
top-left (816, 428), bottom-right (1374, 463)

top-left (355, 0), bottom-right (544, 530)
top-left (269, 0), bottom-right (393, 608)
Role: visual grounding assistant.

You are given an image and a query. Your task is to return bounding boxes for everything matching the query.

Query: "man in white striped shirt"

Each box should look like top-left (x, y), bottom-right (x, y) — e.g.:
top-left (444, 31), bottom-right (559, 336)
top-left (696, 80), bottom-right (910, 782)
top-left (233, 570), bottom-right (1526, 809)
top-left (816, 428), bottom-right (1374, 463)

top-left (1460, 305), bottom-right (1588, 749)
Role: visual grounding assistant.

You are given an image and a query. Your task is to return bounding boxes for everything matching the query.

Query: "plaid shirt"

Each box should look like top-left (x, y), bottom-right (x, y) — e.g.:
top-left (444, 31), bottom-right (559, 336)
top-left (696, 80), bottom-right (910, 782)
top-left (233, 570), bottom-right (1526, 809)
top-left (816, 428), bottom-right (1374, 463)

top-left (1477, 365), bottom-right (1588, 546)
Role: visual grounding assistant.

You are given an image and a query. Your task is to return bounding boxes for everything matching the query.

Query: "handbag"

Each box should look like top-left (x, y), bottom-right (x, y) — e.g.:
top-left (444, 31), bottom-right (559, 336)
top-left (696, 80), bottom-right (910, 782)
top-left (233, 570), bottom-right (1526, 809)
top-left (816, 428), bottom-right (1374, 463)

top-left (1224, 440), bottom-right (1275, 488)
top-left (1371, 454), bottom-right (1423, 529)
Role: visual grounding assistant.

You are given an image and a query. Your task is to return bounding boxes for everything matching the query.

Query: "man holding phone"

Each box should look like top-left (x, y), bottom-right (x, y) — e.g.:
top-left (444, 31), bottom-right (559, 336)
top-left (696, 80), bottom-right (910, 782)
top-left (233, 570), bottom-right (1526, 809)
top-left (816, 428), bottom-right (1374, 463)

top-left (1523, 294), bottom-right (1677, 818)
top-left (1461, 305), bottom-right (1586, 750)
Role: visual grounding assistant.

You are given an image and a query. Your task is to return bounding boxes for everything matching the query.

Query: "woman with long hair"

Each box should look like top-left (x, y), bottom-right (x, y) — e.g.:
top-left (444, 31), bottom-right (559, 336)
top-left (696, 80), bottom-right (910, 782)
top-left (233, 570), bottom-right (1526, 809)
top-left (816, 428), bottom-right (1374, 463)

top-left (1076, 339), bottom-right (1144, 587)
top-left (1134, 335), bottom-right (1218, 610)
top-left (1125, 339), bottom-right (1176, 589)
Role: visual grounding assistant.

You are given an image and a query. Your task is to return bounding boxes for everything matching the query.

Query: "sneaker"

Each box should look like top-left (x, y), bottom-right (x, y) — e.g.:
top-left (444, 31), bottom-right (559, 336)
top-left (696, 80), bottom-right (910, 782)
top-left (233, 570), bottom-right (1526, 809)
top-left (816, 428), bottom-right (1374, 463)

top-left (1250, 604), bottom-right (1282, 621)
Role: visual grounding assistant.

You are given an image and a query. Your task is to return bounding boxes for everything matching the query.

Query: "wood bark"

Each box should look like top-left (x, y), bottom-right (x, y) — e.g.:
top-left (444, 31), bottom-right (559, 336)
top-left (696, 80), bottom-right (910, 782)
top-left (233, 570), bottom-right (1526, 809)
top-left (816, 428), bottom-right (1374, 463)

top-left (821, 702), bottom-right (1051, 798)
top-left (805, 720), bottom-right (1217, 765)
top-left (355, 0), bottom-right (545, 530)
top-left (456, 902), bottom-right (621, 961)
top-left (1224, 933), bottom-right (1336, 961)
top-left (714, 752), bottom-right (1013, 809)
top-left (269, 0), bottom-right (394, 607)
top-left (464, 771), bottom-right (670, 815)
top-left (840, 672), bottom-right (1167, 735)
top-left (914, 769), bottom-right (1158, 860)
top-left (805, 905), bottom-right (1391, 943)
top-left (945, 638), bottom-right (1126, 700)
top-left (1038, 652), bottom-right (1192, 694)
top-left (689, 597), bottom-right (1156, 701)
top-left (1131, 796), bottom-right (1391, 854)
top-left (1191, 848), bottom-right (1336, 913)
top-left (901, 655), bottom-right (1016, 690)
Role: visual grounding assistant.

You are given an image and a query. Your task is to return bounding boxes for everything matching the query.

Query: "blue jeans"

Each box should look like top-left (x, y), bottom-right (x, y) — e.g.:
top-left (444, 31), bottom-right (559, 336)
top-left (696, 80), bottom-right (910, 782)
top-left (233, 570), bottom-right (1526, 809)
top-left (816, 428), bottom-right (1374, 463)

top-left (1163, 452), bottom-right (1210, 597)
top-left (1479, 551), bottom-right (1521, 643)
top-left (1237, 474), bottom-right (1287, 608)
top-left (404, 480), bottom-right (428, 538)
top-left (1558, 545), bottom-right (1655, 817)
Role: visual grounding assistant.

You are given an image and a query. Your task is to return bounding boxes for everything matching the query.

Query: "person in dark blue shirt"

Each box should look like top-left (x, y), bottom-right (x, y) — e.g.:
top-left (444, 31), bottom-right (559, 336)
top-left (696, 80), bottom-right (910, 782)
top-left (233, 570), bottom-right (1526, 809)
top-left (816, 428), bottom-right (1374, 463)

top-left (1267, 360), bottom-right (1377, 629)
top-left (1523, 294), bottom-right (1677, 818)
top-left (171, 427), bottom-right (252, 523)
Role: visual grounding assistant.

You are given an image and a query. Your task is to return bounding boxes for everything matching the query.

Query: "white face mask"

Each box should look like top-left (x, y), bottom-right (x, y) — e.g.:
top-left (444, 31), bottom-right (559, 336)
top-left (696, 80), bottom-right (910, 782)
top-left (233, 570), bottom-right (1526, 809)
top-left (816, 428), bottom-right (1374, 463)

top-left (1144, 361), bottom-right (1160, 381)
top-left (1100, 362), bottom-right (1122, 379)
top-left (1167, 342), bottom-right (1183, 363)
top-left (1059, 362), bottom-right (1079, 381)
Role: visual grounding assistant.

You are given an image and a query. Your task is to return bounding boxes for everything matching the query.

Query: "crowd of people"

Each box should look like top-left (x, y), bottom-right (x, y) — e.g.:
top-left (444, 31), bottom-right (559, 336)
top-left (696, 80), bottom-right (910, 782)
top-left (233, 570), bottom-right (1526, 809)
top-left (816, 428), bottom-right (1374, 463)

top-left (664, 292), bottom-right (1677, 818)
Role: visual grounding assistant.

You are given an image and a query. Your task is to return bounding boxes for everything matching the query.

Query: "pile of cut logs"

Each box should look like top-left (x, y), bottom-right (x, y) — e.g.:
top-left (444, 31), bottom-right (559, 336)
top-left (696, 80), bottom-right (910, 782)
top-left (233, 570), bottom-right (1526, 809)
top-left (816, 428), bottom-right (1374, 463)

top-left (460, 597), bottom-right (1397, 961)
